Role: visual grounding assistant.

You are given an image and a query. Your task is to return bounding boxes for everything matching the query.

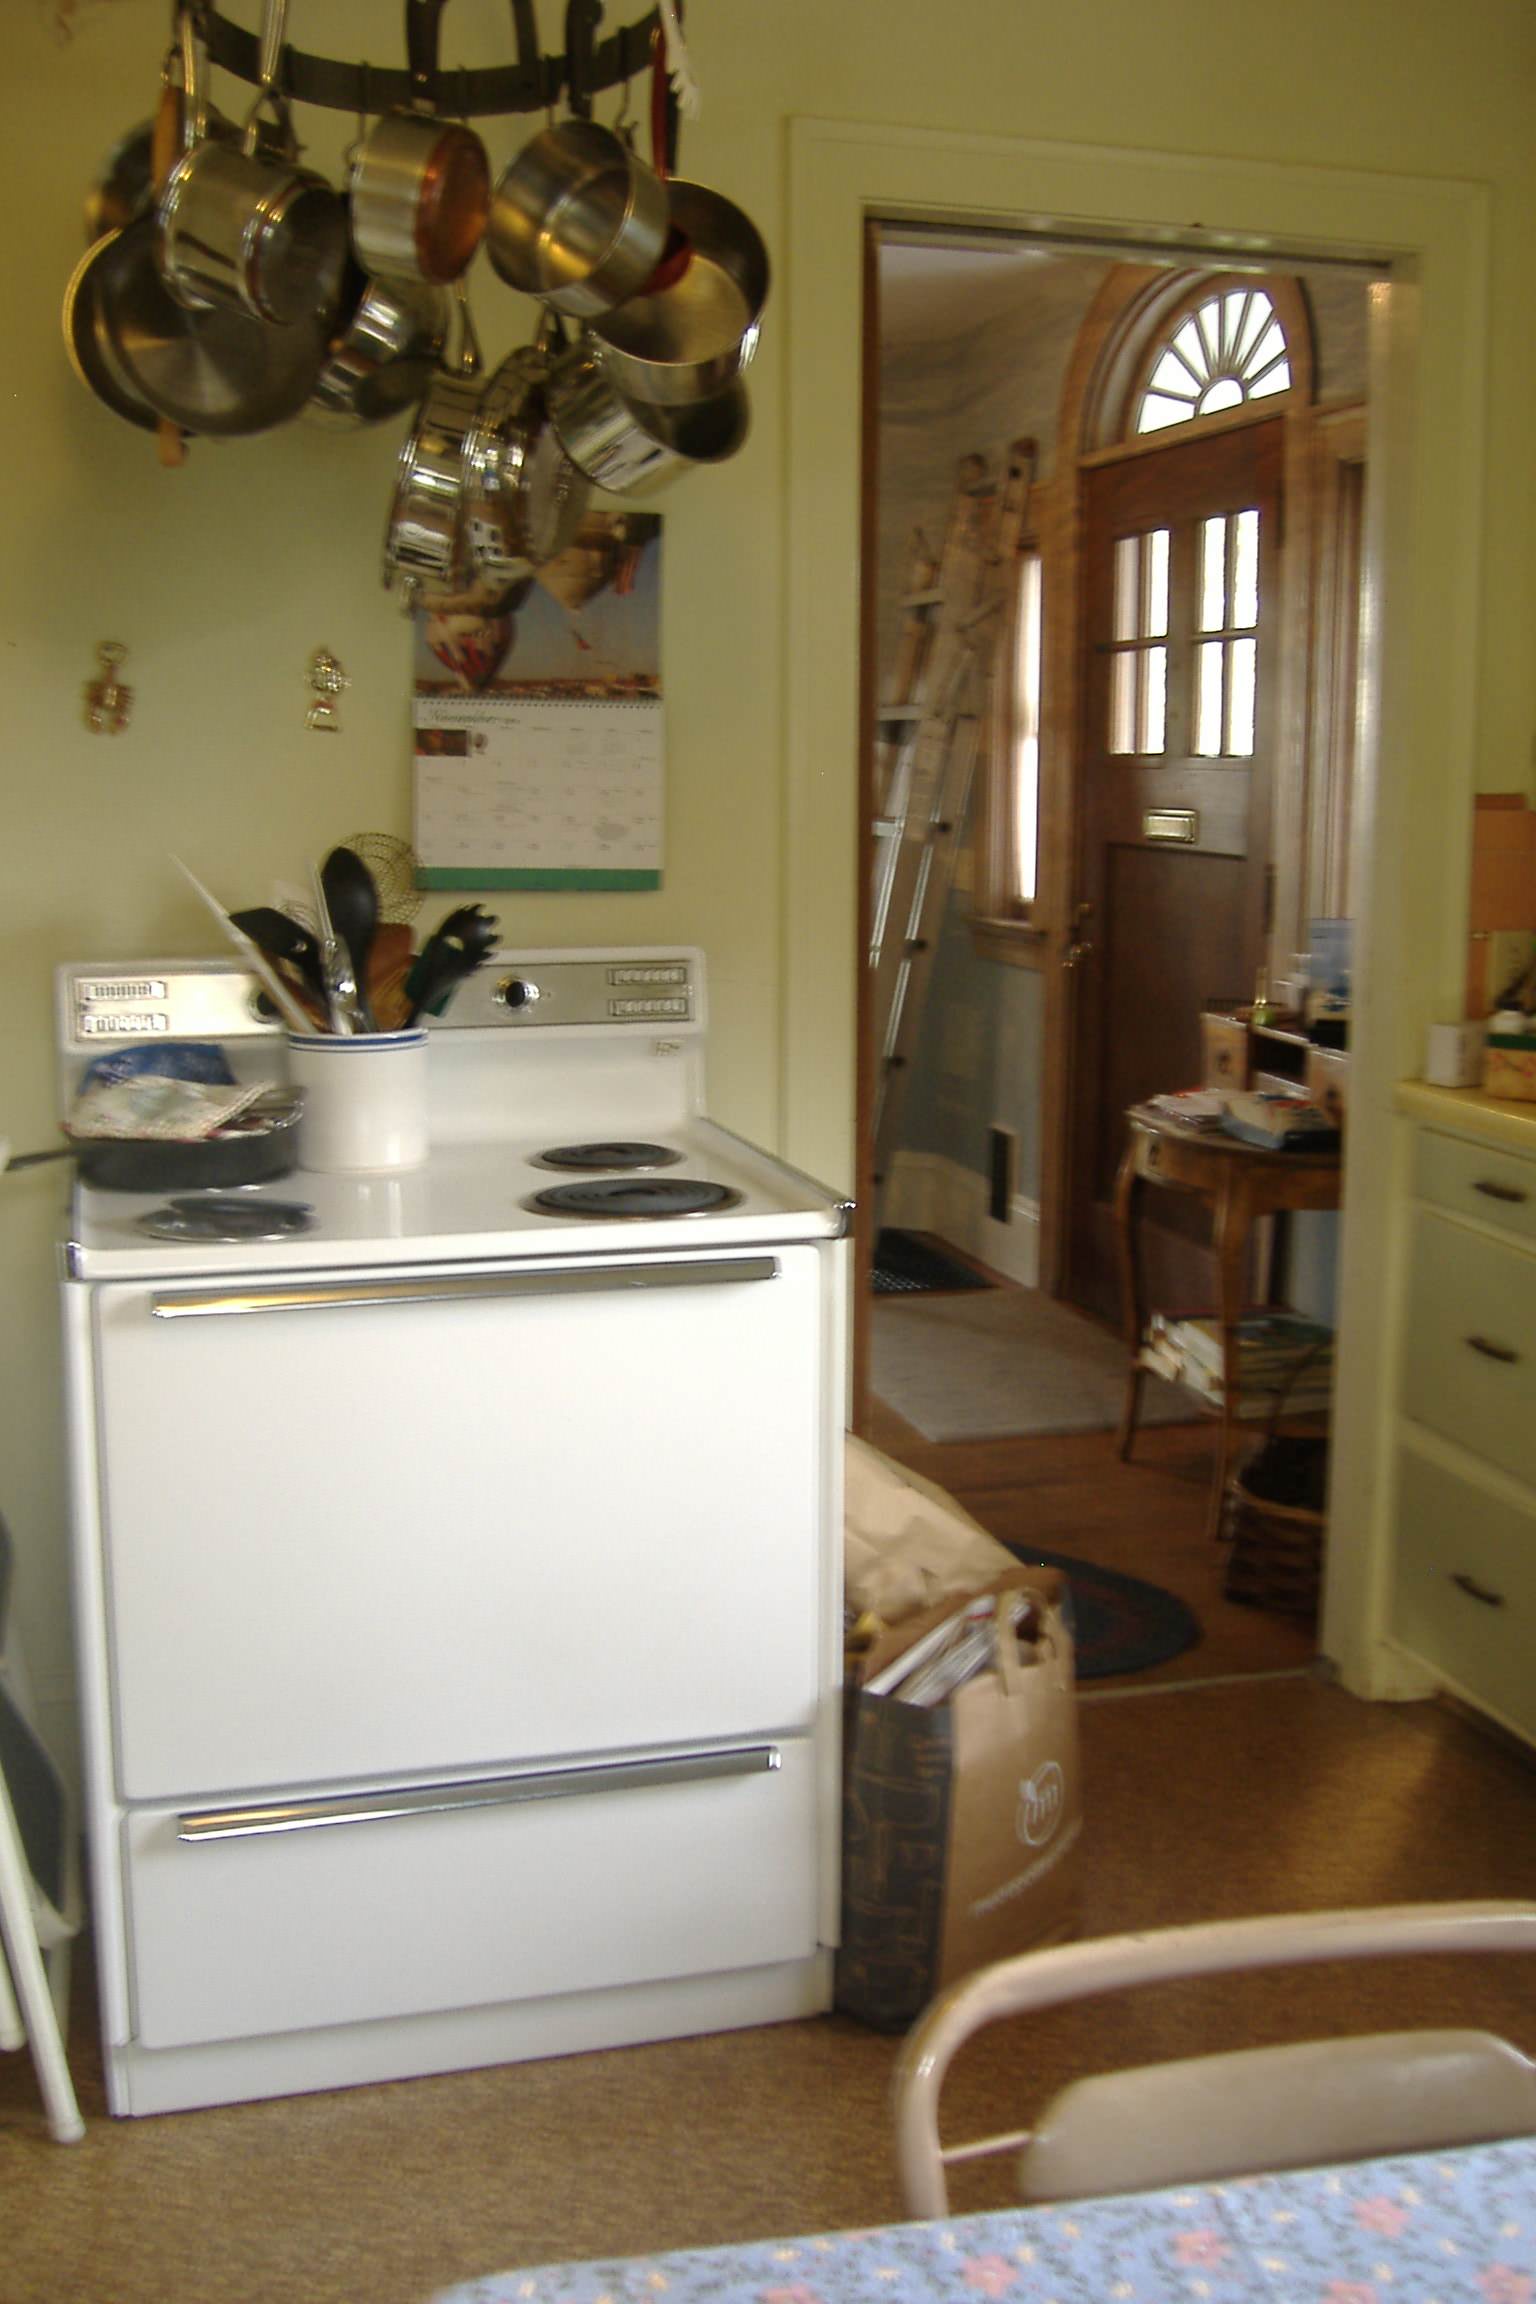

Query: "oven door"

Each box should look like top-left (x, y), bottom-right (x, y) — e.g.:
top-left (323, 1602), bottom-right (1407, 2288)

top-left (88, 1244), bottom-right (835, 1801)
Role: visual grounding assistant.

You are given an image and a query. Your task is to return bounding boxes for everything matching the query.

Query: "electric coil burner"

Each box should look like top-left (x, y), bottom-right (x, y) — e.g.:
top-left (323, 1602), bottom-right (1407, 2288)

top-left (534, 1141), bottom-right (683, 1171)
top-left (57, 945), bottom-right (852, 2122)
top-left (526, 1177), bottom-right (743, 1219)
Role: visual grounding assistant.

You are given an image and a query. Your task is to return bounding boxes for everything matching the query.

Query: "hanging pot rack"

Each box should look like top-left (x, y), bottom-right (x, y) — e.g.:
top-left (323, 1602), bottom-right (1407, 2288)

top-left (192, 0), bottom-right (667, 125)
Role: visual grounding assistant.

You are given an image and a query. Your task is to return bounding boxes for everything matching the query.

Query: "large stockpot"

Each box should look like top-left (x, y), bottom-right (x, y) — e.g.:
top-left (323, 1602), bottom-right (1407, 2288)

top-left (306, 262), bottom-right (450, 428)
top-left (157, 0), bottom-right (348, 329)
top-left (486, 120), bottom-right (668, 319)
top-left (348, 0), bottom-right (490, 286)
top-left (461, 340), bottom-right (589, 589)
top-left (546, 341), bottom-right (748, 495)
top-left (589, 180), bottom-right (768, 408)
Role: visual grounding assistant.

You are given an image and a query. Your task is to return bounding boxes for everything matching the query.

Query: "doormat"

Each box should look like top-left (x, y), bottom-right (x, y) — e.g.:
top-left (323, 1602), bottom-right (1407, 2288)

top-left (1008, 1546), bottom-right (1201, 1681)
top-left (870, 1286), bottom-right (1199, 1440)
top-left (872, 1228), bottom-right (995, 1296)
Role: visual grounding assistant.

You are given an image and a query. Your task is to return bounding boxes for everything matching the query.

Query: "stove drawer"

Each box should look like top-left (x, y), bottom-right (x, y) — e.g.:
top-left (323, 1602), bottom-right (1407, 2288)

top-left (122, 1737), bottom-right (818, 2050)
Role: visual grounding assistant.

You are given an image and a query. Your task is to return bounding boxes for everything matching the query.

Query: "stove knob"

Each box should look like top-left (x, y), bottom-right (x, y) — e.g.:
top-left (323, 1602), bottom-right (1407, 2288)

top-left (496, 976), bottom-right (540, 1012)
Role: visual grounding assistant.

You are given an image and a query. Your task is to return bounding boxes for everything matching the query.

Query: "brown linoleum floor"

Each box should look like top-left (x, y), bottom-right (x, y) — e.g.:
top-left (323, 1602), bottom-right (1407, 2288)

top-left (5, 1673), bottom-right (1535, 2304)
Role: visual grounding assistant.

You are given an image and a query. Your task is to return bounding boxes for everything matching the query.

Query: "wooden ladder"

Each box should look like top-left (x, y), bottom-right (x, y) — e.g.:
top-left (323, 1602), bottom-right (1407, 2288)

top-left (869, 436), bottom-right (1036, 1224)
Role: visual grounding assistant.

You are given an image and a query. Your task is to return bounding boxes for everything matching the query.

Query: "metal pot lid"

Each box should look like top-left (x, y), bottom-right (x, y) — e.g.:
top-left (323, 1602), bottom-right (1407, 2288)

top-left (88, 214), bottom-right (328, 437)
top-left (524, 1178), bottom-right (742, 1218)
top-left (137, 1193), bottom-right (315, 1243)
top-left (535, 1140), bottom-right (683, 1171)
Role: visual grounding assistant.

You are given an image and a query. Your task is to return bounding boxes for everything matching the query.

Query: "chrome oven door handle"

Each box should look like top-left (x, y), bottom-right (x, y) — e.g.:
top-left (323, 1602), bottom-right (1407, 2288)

top-left (149, 1256), bottom-right (781, 1318)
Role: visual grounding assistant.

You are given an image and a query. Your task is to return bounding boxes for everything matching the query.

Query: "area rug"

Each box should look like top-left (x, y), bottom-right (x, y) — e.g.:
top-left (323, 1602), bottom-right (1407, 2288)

top-left (1009, 1546), bottom-right (1202, 1680)
top-left (872, 1228), bottom-right (995, 1296)
top-left (870, 1286), bottom-right (1200, 1441)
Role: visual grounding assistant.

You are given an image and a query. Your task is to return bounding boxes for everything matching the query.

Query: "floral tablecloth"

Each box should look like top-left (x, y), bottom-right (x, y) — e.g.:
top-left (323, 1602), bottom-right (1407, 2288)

top-left (431, 2138), bottom-right (1535, 2304)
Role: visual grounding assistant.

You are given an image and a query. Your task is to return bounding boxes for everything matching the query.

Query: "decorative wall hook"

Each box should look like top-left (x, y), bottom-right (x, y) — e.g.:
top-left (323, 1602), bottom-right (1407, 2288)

top-left (306, 647), bottom-right (350, 732)
top-left (83, 641), bottom-right (132, 734)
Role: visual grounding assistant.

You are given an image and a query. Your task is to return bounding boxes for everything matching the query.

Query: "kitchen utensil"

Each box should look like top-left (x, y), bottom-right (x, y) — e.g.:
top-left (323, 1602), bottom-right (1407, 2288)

top-left (320, 847), bottom-right (380, 1031)
top-left (403, 904), bottom-right (499, 1022)
top-left (84, 100), bottom-right (294, 244)
top-left (84, 23), bottom-right (328, 438)
top-left (486, 118), bottom-right (668, 318)
top-left (382, 286), bottom-right (483, 601)
top-left (590, 180), bottom-right (768, 409)
top-left (171, 858), bottom-right (316, 1034)
top-left (344, 832), bottom-right (423, 924)
top-left (305, 260), bottom-right (450, 428)
top-left (286, 1029), bottom-right (428, 1172)
top-left (461, 328), bottom-right (589, 591)
top-left (158, 0), bottom-right (348, 329)
top-left (62, 235), bottom-right (161, 433)
top-left (348, 0), bottom-right (490, 286)
top-left (309, 863), bottom-right (361, 1036)
top-left (546, 338), bottom-right (748, 494)
top-left (229, 906), bottom-right (328, 1011)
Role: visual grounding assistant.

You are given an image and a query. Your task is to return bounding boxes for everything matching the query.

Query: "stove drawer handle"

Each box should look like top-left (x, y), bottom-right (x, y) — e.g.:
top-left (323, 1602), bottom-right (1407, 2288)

top-left (177, 1744), bottom-right (784, 1842)
top-left (149, 1257), bottom-right (781, 1319)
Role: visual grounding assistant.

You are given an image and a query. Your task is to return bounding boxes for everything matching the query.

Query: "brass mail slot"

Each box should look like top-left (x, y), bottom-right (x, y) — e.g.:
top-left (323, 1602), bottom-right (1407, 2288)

top-left (1144, 808), bottom-right (1199, 843)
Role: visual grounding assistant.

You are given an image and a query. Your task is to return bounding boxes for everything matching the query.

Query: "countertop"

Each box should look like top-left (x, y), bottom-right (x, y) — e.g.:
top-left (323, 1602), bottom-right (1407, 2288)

top-left (1397, 1078), bottom-right (1536, 1153)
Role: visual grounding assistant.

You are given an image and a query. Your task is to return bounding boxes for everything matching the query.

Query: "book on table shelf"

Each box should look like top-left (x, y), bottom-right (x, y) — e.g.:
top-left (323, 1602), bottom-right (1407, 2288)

top-left (1141, 1307), bottom-right (1334, 1414)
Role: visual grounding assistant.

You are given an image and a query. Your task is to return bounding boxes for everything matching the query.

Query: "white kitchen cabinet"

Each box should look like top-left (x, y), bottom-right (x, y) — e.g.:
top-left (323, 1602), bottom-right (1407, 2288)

top-left (1391, 1090), bottom-right (1536, 1748)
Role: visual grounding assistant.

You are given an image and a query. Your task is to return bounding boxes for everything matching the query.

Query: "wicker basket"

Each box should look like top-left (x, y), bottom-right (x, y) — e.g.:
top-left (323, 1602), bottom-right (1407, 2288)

top-left (1220, 1345), bottom-right (1329, 1617)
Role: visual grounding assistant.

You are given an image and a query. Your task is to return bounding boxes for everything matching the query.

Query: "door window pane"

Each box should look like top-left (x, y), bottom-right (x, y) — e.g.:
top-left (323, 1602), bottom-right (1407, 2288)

top-left (1195, 640), bottom-right (1224, 757)
top-left (1229, 636), bottom-right (1257, 755)
top-left (1200, 516), bottom-right (1227, 633)
top-left (1232, 510), bottom-right (1259, 628)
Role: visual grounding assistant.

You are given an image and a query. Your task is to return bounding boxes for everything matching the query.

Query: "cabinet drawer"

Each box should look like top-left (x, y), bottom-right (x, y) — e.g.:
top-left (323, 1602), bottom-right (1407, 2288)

top-left (1393, 1449), bottom-right (1536, 1739)
top-left (1402, 1211), bottom-right (1536, 1489)
top-left (122, 1738), bottom-right (819, 2050)
top-left (1414, 1129), bottom-right (1536, 1246)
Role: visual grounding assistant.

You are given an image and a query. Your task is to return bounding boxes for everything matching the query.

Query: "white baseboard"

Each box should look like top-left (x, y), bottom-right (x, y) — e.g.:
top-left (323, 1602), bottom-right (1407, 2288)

top-left (883, 1150), bottom-right (1039, 1288)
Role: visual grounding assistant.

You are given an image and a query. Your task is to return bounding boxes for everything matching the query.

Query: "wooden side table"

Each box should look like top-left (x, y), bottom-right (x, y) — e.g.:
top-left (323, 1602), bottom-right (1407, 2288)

top-left (1115, 1104), bottom-right (1342, 1538)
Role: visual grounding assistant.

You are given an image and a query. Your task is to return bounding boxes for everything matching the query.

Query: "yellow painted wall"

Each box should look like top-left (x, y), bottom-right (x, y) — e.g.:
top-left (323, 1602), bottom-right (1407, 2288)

top-left (4, 0), bottom-right (1535, 1766)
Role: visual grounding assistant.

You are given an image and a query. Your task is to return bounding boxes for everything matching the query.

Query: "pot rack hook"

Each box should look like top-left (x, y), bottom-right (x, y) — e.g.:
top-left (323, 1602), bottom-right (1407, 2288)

top-left (564, 0), bottom-right (602, 119)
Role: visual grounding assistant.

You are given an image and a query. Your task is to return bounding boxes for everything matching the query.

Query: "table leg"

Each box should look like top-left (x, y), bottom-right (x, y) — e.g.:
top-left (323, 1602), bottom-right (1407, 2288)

top-left (1208, 1169), bottom-right (1249, 1541)
top-left (1114, 1141), bottom-right (1144, 1461)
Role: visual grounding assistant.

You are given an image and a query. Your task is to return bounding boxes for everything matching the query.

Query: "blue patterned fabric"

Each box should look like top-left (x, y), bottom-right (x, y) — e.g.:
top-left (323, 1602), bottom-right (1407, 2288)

top-left (429, 2140), bottom-right (1536, 2304)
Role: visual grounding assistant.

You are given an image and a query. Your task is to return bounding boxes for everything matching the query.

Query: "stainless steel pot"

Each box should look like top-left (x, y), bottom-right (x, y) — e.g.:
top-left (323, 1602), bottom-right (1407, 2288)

top-left (546, 340), bottom-right (748, 495)
top-left (382, 290), bottom-right (483, 599)
top-left (486, 120), bottom-right (668, 318)
top-left (589, 181), bottom-right (769, 409)
top-left (63, 233), bottom-right (161, 432)
top-left (306, 263), bottom-right (450, 428)
top-left (461, 338), bottom-right (589, 589)
top-left (157, 0), bottom-right (348, 329)
top-left (348, 0), bottom-right (490, 286)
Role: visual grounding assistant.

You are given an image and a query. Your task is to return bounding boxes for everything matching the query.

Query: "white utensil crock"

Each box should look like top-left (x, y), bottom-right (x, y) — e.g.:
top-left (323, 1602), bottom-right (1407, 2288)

top-left (287, 1030), bottom-right (428, 1173)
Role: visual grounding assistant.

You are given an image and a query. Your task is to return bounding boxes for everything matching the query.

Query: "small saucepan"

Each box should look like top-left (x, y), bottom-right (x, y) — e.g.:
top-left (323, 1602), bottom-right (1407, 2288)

top-left (546, 339), bottom-right (748, 495)
top-left (461, 323), bottom-right (590, 590)
top-left (349, 0), bottom-right (490, 286)
top-left (157, 0), bottom-right (349, 329)
top-left (486, 119), bottom-right (668, 319)
top-left (382, 287), bottom-right (483, 600)
top-left (306, 260), bottom-right (451, 428)
top-left (589, 180), bottom-right (769, 410)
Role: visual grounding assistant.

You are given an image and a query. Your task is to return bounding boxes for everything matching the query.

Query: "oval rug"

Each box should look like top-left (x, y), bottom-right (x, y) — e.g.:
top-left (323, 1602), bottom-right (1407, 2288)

top-left (1007, 1546), bottom-right (1201, 1680)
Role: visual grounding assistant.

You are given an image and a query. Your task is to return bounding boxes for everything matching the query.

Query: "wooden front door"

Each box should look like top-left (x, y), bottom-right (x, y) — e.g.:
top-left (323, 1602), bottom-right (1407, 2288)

top-left (1064, 417), bottom-right (1282, 1323)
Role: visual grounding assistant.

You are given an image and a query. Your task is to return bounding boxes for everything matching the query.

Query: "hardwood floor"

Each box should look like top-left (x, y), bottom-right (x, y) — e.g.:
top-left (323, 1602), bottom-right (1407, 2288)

top-left (863, 1340), bottom-right (1317, 1688)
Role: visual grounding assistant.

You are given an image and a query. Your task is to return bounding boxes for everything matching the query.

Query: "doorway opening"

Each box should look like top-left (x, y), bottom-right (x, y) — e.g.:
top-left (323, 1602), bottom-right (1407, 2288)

top-left (858, 224), bottom-right (1381, 1681)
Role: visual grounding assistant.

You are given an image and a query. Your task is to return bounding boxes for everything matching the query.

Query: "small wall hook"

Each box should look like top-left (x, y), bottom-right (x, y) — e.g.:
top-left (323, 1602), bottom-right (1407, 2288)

top-left (306, 647), bottom-right (350, 733)
top-left (83, 642), bottom-right (132, 735)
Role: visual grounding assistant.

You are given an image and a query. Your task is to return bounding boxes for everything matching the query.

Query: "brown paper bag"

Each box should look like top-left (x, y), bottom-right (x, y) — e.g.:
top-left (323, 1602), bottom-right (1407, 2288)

top-left (835, 1566), bottom-right (1081, 2031)
top-left (844, 1434), bottom-right (1018, 1626)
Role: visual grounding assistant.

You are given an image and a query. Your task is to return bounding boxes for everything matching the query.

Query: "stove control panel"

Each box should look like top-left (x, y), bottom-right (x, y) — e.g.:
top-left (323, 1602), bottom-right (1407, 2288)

top-left (435, 950), bottom-right (703, 1033)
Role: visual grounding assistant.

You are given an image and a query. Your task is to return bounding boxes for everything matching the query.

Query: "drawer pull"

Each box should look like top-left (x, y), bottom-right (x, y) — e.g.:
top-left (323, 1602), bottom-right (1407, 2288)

top-left (1449, 1571), bottom-right (1506, 1609)
top-left (1465, 1334), bottom-right (1520, 1365)
top-left (1473, 1179), bottom-right (1529, 1205)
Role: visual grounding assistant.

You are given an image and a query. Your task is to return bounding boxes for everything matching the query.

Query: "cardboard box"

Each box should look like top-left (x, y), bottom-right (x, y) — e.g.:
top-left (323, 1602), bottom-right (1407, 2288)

top-left (1484, 1030), bottom-right (1536, 1102)
top-left (835, 1566), bottom-right (1080, 2032)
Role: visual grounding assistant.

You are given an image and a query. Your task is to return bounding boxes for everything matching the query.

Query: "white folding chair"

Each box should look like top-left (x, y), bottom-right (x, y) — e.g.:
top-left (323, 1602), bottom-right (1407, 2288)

top-left (0, 1515), bottom-right (84, 2142)
top-left (893, 1900), bottom-right (1536, 2215)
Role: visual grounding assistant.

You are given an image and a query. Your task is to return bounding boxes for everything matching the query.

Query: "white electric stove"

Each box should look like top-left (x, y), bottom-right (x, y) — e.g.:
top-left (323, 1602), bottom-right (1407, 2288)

top-left (59, 949), bottom-right (850, 2116)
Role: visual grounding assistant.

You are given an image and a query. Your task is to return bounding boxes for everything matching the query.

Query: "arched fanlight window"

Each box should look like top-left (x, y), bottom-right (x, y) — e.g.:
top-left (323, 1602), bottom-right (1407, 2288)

top-left (1135, 287), bottom-right (1292, 435)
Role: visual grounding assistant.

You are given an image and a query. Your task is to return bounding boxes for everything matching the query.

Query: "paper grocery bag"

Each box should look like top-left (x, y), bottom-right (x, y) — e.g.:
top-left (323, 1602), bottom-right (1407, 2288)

top-left (844, 1434), bottom-right (1018, 1626)
top-left (836, 1567), bottom-right (1081, 2032)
